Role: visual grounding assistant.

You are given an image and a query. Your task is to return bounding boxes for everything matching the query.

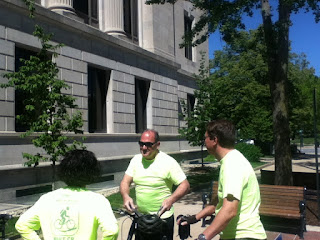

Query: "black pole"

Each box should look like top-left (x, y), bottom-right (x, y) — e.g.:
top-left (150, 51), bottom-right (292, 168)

top-left (313, 88), bottom-right (320, 220)
top-left (201, 143), bottom-right (204, 167)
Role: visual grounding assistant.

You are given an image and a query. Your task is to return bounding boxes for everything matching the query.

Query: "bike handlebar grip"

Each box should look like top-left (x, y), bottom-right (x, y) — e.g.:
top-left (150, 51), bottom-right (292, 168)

top-left (0, 214), bottom-right (12, 221)
top-left (176, 215), bottom-right (192, 239)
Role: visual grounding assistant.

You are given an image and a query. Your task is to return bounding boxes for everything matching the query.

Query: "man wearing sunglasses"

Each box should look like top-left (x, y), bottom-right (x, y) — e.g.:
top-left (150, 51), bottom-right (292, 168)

top-left (120, 129), bottom-right (190, 240)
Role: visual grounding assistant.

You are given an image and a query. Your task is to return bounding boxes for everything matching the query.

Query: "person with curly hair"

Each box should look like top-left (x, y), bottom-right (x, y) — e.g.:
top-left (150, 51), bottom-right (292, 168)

top-left (15, 150), bottom-right (119, 240)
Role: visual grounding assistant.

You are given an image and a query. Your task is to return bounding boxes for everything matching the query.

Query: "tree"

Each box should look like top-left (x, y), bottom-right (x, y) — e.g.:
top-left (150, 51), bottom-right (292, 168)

top-left (180, 29), bottom-right (273, 152)
top-left (0, 1), bottom-right (85, 174)
top-left (147, 0), bottom-right (320, 185)
top-left (180, 28), bottom-right (320, 155)
top-left (288, 53), bottom-right (320, 138)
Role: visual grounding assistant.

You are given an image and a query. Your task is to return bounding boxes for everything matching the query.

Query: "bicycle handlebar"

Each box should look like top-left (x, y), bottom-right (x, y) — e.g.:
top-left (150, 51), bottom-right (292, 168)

top-left (0, 215), bottom-right (12, 221)
top-left (113, 208), bottom-right (141, 219)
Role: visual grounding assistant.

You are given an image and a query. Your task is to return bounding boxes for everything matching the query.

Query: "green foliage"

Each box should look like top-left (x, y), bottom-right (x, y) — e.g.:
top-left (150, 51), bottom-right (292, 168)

top-left (179, 52), bottom-right (212, 146)
top-left (179, 28), bottom-right (319, 150)
top-left (179, 30), bottom-right (273, 147)
top-left (288, 53), bottom-right (320, 138)
top-left (148, 0), bottom-right (320, 185)
top-left (0, 25), bottom-right (85, 167)
top-left (235, 143), bottom-right (262, 162)
top-left (187, 167), bottom-right (220, 188)
top-left (22, 0), bottom-right (36, 18)
top-left (146, 0), bottom-right (320, 47)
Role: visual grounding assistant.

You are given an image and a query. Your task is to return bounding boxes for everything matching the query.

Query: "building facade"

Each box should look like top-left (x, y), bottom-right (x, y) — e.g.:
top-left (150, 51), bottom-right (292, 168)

top-left (0, 0), bottom-right (208, 201)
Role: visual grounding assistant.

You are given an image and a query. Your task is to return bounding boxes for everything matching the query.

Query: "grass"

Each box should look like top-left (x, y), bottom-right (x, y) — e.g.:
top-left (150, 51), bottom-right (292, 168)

top-left (203, 154), bottom-right (216, 162)
top-left (3, 217), bottom-right (19, 239)
top-left (291, 137), bottom-right (315, 145)
top-left (107, 188), bottom-right (135, 210)
top-left (251, 161), bottom-right (267, 169)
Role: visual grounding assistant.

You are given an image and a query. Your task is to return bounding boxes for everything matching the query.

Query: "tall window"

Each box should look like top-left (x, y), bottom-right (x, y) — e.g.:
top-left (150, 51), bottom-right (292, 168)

top-left (184, 15), bottom-right (193, 60)
top-left (74, 0), bottom-right (98, 28)
top-left (88, 67), bottom-right (110, 133)
top-left (124, 0), bottom-right (138, 42)
top-left (187, 94), bottom-right (195, 117)
top-left (14, 48), bottom-right (37, 132)
top-left (135, 79), bottom-right (150, 133)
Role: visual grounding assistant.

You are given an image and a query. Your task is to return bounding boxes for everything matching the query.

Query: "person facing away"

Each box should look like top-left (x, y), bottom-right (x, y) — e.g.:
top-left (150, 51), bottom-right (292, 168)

top-left (180, 120), bottom-right (266, 240)
top-left (120, 129), bottom-right (190, 240)
top-left (15, 150), bottom-right (119, 240)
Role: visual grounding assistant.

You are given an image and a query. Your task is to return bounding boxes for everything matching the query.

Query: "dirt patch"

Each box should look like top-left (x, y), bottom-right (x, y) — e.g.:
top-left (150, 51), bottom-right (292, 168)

top-left (306, 199), bottom-right (320, 226)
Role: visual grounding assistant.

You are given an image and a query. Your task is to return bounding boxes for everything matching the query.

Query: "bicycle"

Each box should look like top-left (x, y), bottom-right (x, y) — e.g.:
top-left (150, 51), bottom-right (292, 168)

top-left (54, 218), bottom-right (76, 231)
top-left (115, 208), bottom-right (193, 240)
top-left (115, 208), bottom-right (172, 240)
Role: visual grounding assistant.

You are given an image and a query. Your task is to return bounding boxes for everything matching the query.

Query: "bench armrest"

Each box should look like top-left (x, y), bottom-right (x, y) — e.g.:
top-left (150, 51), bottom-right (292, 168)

top-left (202, 193), bottom-right (209, 208)
top-left (299, 200), bottom-right (306, 214)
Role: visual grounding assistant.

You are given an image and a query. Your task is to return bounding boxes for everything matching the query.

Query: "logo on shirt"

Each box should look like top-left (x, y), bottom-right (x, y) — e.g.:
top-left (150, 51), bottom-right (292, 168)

top-left (52, 206), bottom-right (78, 236)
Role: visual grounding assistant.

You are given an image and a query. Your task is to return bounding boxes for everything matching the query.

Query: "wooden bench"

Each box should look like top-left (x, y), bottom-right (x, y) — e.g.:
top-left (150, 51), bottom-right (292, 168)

top-left (202, 181), bottom-right (307, 238)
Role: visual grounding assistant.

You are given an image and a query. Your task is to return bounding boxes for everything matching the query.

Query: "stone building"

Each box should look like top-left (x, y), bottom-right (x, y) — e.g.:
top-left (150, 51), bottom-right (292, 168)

top-left (0, 0), bottom-right (208, 201)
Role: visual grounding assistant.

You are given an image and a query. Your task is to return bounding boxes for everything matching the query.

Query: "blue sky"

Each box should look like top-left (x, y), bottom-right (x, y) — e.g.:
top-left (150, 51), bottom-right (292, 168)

top-left (208, 8), bottom-right (320, 76)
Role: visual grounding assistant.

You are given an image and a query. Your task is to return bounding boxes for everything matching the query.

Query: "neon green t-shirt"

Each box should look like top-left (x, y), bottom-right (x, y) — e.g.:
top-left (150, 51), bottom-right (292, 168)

top-left (15, 188), bottom-right (119, 240)
top-left (216, 149), bottom-right (267, 239)
top-left (125, 151), bottom-right (186, 219)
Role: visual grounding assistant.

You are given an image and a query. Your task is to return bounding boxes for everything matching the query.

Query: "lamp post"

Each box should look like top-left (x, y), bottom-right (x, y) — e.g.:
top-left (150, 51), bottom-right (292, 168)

top-left (313, 88), bottom-right (320, 220)
top-left (299, 129), bottom-right (303, 151)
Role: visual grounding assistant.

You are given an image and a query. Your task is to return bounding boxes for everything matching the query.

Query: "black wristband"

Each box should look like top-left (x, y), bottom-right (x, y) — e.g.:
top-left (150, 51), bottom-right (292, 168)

top-left (186, 214), bottom-right (199, 224)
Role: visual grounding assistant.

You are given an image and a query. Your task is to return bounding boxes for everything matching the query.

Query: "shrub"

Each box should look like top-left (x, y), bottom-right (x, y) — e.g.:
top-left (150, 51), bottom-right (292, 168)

top-left (235, 143), bottom-right (262, 162)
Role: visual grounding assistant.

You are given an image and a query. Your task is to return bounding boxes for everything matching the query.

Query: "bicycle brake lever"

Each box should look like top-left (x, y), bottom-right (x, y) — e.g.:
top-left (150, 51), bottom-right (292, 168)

top-left (157, 206), bottom-right (163, 216)
top-left (133, 208), bottom-right (142, 217)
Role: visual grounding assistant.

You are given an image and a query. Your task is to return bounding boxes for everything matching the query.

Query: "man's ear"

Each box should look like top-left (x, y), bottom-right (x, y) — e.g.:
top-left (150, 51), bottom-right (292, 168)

top-left (212, 136), bottom-right (218, 145)
top-left (156, 141), bottom-right (160, 148)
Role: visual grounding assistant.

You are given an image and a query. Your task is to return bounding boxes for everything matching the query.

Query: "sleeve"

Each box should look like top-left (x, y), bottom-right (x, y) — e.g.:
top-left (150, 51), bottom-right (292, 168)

top-left (125, 155), bottom-right (137, 177)
top-left (220, 157), bottom-right (245, 201)
top-left (96, 196), bottom-right (119, 240)
top-left (168, 156), bottom-right (187, 185)
top-left (15, 203), bottom-right (42, 240)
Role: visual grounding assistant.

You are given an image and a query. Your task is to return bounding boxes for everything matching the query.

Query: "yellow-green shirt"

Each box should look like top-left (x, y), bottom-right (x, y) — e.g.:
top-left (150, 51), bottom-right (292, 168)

top-left (125, 151), bottom-right (186, 219)
top-left (15, 188), bottom-right (119, 240)
top-left (216, 149), bottom-right (267, 239)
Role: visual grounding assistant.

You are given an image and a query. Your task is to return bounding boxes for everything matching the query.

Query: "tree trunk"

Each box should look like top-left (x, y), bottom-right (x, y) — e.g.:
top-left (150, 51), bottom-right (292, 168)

top-left (261, 0), bottom-right (293, 185)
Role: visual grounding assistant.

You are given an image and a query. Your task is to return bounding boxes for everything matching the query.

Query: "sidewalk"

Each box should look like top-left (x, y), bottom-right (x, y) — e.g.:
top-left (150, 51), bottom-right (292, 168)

top-left (2, 146), bottom-right (320, 239)
top-left (116, 190), bottom-right (320, 240)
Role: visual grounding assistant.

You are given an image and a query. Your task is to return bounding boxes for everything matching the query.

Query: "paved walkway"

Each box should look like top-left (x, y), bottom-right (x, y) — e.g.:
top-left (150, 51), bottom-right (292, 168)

top-left (2, 146), bottom-right (320, 239)
top-left (116, 190), bottom-right (320, 240)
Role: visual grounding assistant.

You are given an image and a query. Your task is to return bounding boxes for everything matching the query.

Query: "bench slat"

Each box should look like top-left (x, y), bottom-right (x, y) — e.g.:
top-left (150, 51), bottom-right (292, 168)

top-left (210, 182), bottom-right (305, 219)
top-left (206, 181), bottom-right (306, 238)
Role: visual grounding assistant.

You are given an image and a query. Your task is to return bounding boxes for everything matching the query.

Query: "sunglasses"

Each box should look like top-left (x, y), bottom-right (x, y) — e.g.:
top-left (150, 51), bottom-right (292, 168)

top-left (138, 141), bottom-right (156, 147)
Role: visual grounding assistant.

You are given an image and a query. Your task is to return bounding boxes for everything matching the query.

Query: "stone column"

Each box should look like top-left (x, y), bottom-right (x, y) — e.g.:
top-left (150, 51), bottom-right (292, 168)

top-left (47, 0), bottom-right (75, 15)
top-left (99, 0), bottom-right (125, 36)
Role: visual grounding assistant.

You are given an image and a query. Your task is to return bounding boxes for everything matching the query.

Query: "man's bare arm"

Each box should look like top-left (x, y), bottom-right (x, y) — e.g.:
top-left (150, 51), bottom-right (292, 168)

top-left (120, 174), bottom-right (135, 211)
top-left (202, 195), bottom-right (239, 239)
top-left (178, 205), bottom-right (216, 226)
top-left (159, 179), bottom-right (190, 216)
